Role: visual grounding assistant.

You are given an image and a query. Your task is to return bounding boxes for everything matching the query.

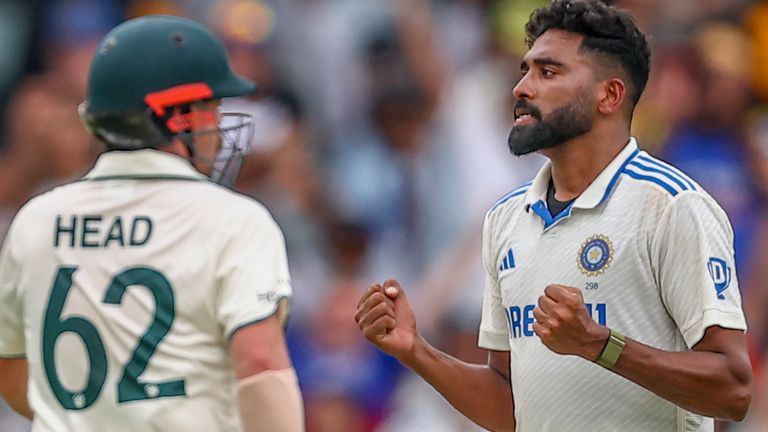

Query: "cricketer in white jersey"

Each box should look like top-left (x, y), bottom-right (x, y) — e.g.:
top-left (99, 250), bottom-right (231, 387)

top-left (479, 138), bottom-right (746, 431)
top-left (355, 1), bottom-right (752, 430)
top-left (0, 149), bottom-right (292, 431)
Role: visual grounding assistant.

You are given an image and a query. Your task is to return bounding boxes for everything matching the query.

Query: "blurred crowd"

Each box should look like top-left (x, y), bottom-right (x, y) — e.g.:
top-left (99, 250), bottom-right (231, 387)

top-left (1, 0), bottom-right (768, 431)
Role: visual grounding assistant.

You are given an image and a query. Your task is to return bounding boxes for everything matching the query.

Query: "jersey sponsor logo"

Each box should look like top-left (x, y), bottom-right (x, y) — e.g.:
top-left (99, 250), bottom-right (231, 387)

top-left (707, 257), bottom-right (732, 300)
top-left (499, 248), bottom-right (515, 272)
top-left (578, 234), bottom-right (613, 277)
top-left (506, 303), bottom-right (607, 338)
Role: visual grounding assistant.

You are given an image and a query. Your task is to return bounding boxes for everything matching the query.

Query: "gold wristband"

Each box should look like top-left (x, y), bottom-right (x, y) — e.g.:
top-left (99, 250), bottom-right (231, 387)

top-left (595, 329), bottom-right (625, 369)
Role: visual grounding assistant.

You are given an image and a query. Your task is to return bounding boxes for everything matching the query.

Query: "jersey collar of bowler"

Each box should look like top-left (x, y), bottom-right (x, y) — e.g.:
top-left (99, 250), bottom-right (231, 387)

top-left (523, 137), bottom-right (640, 231)
top-left (81, 148), bottom-right (207, 182)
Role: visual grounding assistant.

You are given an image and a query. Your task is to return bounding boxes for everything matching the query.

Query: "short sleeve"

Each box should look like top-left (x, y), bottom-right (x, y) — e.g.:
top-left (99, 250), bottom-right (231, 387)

top-left (478, 213), bottom-right (510, 350)
top-left (0, 225), bottom-right (25, 357)
top-left (653, 193), bottom-right (746, 348)
top-left (216, 209), bottom-right (292, 338)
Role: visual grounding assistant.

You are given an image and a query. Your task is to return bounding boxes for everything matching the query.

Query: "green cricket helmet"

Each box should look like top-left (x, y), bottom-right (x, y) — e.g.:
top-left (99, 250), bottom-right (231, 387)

top-left (80, 15), bottom-right (257, 186)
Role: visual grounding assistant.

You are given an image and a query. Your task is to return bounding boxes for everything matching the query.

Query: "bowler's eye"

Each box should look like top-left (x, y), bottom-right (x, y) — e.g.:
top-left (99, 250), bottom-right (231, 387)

top-left (541, 68), bottom-right (556, 78)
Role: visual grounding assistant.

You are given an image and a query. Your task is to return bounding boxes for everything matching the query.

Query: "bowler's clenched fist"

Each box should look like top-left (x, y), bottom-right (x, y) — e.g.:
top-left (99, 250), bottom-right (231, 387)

top-left (532, 284), bottom-right (610, 361)
top-left (354, 279), bottom-right (417, 361)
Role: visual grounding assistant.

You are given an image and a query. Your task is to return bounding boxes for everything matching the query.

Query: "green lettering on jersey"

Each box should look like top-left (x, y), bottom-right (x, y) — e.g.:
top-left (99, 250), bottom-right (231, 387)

top-left (130, 216), bottom-right (153, 246)
top-left (104, 267), bottom-right (186, 402)
top-left (42, 266), bottom-right (108, 410)
top-left (41, 266), bottom-right (186, 410)
top-left (103, 217), bottom-right (125, 247)
top-left (81, 215), bottom-right (102, 248)
top-left (54, 215), bottom-right (77, 248)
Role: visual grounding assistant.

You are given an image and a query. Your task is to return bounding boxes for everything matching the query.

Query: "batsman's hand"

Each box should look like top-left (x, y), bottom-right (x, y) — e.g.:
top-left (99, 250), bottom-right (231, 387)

top-left (532, 284), bottom-right (610, 361)
top-left (354, 279), bottom-right (417, 361)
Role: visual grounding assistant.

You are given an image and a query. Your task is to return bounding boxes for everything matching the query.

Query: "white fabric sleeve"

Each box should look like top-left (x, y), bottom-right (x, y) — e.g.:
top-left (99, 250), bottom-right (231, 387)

top-left (478, 213), bottom-right (510, 350)
top-left (217, 208), bottom-right (293, 338)
top-left (0, 223), bottom-right (25, 357)
top-left (653, 192), bottom-right (747, 348)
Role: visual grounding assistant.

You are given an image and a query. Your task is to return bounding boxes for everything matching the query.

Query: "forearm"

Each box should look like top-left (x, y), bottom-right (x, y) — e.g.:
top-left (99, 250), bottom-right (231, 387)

top-left (237, 368), bottom-right (304, 432)
top-left (401, 337), bottom-right (515, 432)
top-left (611, 337), bottom-right (751, 421)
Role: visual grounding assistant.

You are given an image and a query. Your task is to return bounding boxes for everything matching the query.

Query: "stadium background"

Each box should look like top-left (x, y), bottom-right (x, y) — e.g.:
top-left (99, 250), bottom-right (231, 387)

top-left (0, 0), bottom-right (767, 431)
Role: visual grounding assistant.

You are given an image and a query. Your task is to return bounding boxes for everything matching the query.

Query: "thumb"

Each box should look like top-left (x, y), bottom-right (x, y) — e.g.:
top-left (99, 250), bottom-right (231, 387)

top-left (382, 279), bottom-right (405, 300)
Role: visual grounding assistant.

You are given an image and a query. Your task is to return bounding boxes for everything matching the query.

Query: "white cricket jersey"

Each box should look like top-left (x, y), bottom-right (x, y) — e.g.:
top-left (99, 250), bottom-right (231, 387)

top-left (0, 149), bottom-right (292, 431)
top-left (478, 139), bottom-right (746, 432)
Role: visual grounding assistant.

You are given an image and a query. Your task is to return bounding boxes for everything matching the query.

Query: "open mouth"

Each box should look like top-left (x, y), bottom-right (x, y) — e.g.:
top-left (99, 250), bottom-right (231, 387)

top-left (514, 109), bottom-right (536, 125)
top-left (513, 102), bottom-right (539, 124)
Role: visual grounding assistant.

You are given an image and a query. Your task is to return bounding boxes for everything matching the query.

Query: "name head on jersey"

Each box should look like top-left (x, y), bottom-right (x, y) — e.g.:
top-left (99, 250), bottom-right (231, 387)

top-left (578, 234), bottom-right (613, 277)
top-left (54, 215), bottom-right (153, 249)
top-left (507, 0), bottom-right (650, 156)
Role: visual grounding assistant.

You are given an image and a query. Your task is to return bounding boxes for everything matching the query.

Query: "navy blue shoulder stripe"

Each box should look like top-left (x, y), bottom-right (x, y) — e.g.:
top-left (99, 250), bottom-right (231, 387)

top-left (622, 168), bottom-right (678, 196)
top-left (626, 160), bottom-right (688, 191)
top-left (635, 154), bottom-right (697, 191)
top-left (490, 181), bottom-right (532, 212)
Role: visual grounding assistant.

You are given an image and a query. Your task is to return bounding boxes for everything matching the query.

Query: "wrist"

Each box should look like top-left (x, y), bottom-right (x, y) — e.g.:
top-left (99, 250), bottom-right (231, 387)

top-left (594, 328), bottom-right (626, 369)
top-left (584, 325), bottom-right (611, 362)
top-left (399, 334), bottom-right (427, 369)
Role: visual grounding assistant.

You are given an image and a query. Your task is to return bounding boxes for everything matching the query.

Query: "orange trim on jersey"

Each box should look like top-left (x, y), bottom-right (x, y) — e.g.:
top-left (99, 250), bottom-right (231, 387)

top-left (144, 83), bottom-right (214, 116)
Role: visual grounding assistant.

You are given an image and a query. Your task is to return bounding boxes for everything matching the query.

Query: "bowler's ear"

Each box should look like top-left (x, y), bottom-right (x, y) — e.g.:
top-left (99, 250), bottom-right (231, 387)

top-left (597, 78), bottom-right (627, 115)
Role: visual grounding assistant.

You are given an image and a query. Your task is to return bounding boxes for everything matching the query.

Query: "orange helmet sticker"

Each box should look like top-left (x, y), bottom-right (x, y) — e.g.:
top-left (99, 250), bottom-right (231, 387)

top-left (144, 83), bottom-right (214, 116)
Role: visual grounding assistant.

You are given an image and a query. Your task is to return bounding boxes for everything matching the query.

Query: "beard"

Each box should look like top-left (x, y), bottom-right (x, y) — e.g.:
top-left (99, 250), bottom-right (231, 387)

top-left (507, 93), bottom-right (594, 156)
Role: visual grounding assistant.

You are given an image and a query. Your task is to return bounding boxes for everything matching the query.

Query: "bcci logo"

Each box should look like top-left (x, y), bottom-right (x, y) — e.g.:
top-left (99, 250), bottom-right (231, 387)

top-left (707, 257), bottom-right (731, 300)
top-left (578, 234), bottom-right (613, 277)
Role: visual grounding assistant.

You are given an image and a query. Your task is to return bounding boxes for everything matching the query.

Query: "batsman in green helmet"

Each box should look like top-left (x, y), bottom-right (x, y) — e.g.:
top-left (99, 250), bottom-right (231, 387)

top-left (0, 15), bottom-right (304, 432)
top-left (80, 15), bottom-right (259, 187)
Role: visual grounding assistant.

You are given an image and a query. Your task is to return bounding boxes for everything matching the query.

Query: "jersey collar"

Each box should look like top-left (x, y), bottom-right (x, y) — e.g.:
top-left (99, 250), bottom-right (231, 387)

top-left (82, 149), bottom-right (207, 181)
top-left (523, 138), bottom-right (640, 230)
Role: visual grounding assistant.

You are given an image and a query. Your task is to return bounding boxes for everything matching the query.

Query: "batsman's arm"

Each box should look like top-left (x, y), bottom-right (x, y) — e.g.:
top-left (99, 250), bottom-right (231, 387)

top-left (0, 357), bottom-right (32, 419)
top-left (230, 313), bottom-right (304, 432)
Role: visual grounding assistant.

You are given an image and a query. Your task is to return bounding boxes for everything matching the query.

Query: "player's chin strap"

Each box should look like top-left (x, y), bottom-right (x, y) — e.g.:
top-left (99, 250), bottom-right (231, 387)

top-left (237, 368), bottom-right (305, 432)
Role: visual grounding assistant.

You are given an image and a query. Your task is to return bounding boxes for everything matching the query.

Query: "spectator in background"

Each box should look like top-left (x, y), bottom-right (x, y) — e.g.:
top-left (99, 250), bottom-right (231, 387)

top-left (376, 306), bottom-right (490, 432)
top-left (325, 22), bottom-right (463, 287)
top-left (746, 0), bottom-right (768, 103)
top-left (209, 0), bottom-right (337, 321)
top-left (0, 0), bottom-right (120, 236)
top-left (212, 0), bottom-right (304, 189)
top-left (0, 0), bottom-right (33, 144)
top-left (629, 45), bottom-right (702, 153)
top-left (287, 230), bottom-right (402, 431)
top-left (655, 23), bottom-right (768, 364)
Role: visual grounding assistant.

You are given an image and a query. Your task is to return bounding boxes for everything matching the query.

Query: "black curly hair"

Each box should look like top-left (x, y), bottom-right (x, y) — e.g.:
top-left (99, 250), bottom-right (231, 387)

top-left (525, 0), bottom-right (650, 109)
